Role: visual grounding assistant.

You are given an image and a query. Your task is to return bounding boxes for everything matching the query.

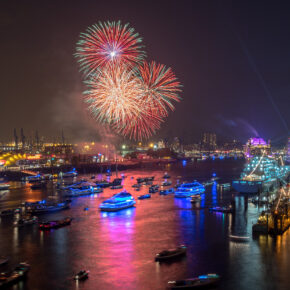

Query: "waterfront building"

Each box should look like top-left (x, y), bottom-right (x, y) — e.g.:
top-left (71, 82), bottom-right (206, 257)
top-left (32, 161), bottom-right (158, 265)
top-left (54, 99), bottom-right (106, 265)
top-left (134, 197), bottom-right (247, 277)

top-left (202, 132), bottom-right (216, 151)
top-left (244, 137), bottom-right (271, 158)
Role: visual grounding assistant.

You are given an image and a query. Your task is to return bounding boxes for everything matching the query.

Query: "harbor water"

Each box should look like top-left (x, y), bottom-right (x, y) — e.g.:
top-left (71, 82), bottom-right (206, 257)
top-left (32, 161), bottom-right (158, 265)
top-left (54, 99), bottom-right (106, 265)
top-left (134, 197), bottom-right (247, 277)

top-left (0, 159), bottom-right (289, 290)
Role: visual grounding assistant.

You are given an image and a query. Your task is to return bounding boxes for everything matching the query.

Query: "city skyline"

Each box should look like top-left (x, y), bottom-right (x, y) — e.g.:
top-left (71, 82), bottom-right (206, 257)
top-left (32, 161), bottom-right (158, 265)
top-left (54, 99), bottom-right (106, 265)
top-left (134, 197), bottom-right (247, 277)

top-left (1, 1), bottom-right (289, 143)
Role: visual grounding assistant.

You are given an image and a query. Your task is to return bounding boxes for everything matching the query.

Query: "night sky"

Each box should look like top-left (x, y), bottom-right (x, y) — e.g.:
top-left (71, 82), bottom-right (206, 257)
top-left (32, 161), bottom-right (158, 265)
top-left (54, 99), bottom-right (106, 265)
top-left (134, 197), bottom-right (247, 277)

top-left (0, 0), bottom-right (289, 144)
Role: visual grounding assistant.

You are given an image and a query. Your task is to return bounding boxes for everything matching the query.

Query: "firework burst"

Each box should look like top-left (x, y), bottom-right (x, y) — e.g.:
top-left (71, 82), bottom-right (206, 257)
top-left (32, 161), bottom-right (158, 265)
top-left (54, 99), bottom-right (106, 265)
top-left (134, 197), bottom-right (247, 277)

top-left (84, 63), bottom-right (144, 126)
top-left (75, 21), bottom-right (145, 76)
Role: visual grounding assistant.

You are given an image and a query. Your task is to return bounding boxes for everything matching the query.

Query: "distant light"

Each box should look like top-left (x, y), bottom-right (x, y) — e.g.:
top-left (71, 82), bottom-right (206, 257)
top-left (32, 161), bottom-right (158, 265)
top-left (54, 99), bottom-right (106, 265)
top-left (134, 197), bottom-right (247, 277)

top-left (122, 145), bottom-right (126, 149)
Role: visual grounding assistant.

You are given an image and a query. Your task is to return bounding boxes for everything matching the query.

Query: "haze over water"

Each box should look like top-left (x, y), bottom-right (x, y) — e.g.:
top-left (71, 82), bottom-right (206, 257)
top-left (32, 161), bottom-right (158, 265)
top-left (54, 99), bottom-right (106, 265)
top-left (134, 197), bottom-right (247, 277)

top-left (0, 160), bottom-right (289, 290)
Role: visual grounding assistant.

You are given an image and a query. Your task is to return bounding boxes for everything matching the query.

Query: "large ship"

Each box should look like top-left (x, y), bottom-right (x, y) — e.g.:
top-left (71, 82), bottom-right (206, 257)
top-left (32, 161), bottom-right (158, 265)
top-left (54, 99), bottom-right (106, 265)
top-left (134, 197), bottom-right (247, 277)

top-left (99, 191), bottom-right (136, 212)
top-left (232, 156), bottom-right (289, 194)
top-left (174, 182), bottom-right (205, 198)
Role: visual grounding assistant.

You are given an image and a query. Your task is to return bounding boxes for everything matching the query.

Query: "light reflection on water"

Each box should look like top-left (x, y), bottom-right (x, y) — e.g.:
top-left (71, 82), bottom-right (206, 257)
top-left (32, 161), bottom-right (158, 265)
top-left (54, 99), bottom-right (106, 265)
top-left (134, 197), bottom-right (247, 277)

top-left (0, 160), bottom-right (289, 289)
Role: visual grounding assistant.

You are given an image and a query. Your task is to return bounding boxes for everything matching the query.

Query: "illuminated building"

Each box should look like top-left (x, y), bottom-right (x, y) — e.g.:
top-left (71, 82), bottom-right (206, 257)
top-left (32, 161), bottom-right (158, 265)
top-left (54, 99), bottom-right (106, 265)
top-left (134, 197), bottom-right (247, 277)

top-left (202, 132), bottom-right (216, 151)
top-left (244, 138), bottom-right (271, 158)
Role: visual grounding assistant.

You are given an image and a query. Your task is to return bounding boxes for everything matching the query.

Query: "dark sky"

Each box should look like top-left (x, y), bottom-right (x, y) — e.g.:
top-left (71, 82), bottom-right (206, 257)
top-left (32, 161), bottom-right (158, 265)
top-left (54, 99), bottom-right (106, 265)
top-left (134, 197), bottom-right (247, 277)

top-left (0, 0), bottom-right (289, 144)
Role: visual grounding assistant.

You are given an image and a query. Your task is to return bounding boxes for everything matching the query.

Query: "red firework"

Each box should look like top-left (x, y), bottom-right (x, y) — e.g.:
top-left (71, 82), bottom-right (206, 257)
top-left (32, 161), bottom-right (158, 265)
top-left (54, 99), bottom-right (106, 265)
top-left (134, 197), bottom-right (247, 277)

top-left (75, 21), bottom-right (145, 75)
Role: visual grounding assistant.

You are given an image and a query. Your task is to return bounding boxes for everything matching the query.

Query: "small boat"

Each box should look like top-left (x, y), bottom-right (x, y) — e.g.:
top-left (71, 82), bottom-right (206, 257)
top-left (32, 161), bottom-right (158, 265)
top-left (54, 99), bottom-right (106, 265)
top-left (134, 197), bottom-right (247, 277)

top-left (135, 187), bottom-right (141, 191)
top-left (229, 235), bottom-right (250, 243)
top-left (138, 194), bottom-right (151, 200)
top-left (26, 200), bottom-right (70, 214)
top-left (27, 174), bottom-right (43, 183)
top-left (74, 270), bottom-right (89, 280)
top-left (163, 172), bottom-right (170, 179)
top-left (99, 191), bottom-right (136, 212)
top-left (65, 185), bottom-right (102, 197)
top-left (218, 183), bottom-right (231, 190)
top-left (132, 184), bottom-right (141, 188)
top-left (209, 206), bottom-right (233, 213)
top-left (168, 273), bottom-right (220, 289)
top-left (155, 245), bottom-right (186, 261)
top-left (0, 183), bottom-right (10, 190)
top-left (149, 185), bottom-right (159, 193)
top-left (159, 188), bottom-right (175, 195)
top-left (39, 217), bottom-right (72, 230)
top-left (95, 180), bottom-right (111, 188)
top-left (0, 257), bottom-right (8, 266)
top-left (162, 181), bottom-right (172, 186)
top-left (91, 176), bottom-right (95, 179)
top-left (110, 178), bottom-right (122, 186)
top-left (60, 169), bottom-right (78, 178)
top-left (190, 195), bottom-right (201, 203)
top-left (14, 216), bottom-right (38, 227)
top-left (110, 185), bottom-right (123, 189)
top-left (0, 262), bottom-right (30, 288)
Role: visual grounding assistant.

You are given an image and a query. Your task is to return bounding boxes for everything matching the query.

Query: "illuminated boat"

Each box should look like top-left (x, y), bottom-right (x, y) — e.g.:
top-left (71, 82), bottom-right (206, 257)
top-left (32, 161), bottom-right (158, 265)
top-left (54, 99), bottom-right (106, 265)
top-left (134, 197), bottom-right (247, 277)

top-left (95, 180), bottom-right (111, 188)
top-left (27, 174), bottom-right (43, 183)
top-left (39, 217), bottom-right (72, 230)
top-left (0, 262), bottom-right (30, 288)
top-left (99, 191), bottom-right (136, 212)
top-left (65, 185), bottom-right (102, 197)
top-left (149, 185), bottom-right (159, 193)
top-left (159, 188), bottom-right (175, 195)
top-left (162, 180), bottom-right (172, 186)
top-left (190, 194), bottom-right (201, 203)
top-left (14, 216), bottom-right (38, 227)
top-left (74, 270), bottom-right (89, 280)
top-left (138, 194), bottom-right (151, 200)
top-left (60, 169), bottom-right (78, 178)
top-left (209, 206), bottom-right (233, 213)
top-left (174, 182), bottom-right (205, 198)
top-left (229, 235), bottom-right (250, 243)
top-left (232, 156), bottom-right (289, 194)
top-left (163, 172), bottom-right (170, 179)
top-left (155, 245), bottom-right (186, 261)
top-left (0, 183), bottom-right (10, 190)
top-left (168, 273), bottom-right (220, 289)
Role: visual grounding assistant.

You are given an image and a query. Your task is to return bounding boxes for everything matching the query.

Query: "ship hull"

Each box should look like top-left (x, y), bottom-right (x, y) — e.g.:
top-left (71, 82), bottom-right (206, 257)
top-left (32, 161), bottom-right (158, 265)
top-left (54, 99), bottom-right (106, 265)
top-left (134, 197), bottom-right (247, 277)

top-left (232, 179), bottom-right (278, 194)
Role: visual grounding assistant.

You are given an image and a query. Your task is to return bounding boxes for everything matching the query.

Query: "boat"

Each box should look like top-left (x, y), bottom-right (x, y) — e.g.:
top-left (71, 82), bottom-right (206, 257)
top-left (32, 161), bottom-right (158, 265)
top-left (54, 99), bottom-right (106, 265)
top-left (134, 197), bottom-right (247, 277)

top-left (0, 262), bottom-right (30, 288)
top-left (155, 245), bottom-right (186, 261)
top-left (110, 178), bottom-right (122, 186)
top-left (229, 235), bottom-right (250, 243)
top-left (232, 156), bottom-right (289, 194)
top-left (110, 185), bottom-right (123, 189)
top-left (14, 216), bottom-right (38, 227)
top-left (27, 174), bottom-right (43, 183)
top-left (149, 185), bottom-right (159, 193)
top-left (25, 200), bottom-right (70, 214)
top-left (136, 176), bottom-right (154, 184)
top-left (0, 257), bottom-right (8, 266)
top-left (74, 270), bottom-right (89, 280)
top-left (91, 176), bottom-right (95, 179)
top-left (39, 217), bottom-right (72, 230)
top-left (65, 185), bottom-right (102, 197)
top-left (132, 184), bottom-right (141, 188)
top-left (163, 172), bottom-right (170, 179)
top-left (134, 187), bottom-right (141, 191)
top-left (159, 188), bottom-right (175, 195)
top-left (162, 181), bottom-right (172, 186)
top-left (99, 191), bottom-right (136, 212)
top-left (209, 206), bottom-right (233, 213)
top-left (168, 273), bottom-right (220, 289)
top-left (30, 182), bottom-right (46, 190)
top-left (138, 194), bottom-right (151, 200)
top-left (0, 183), bottom-right (10, 190)
top-left (60, 169), bottom-right (78, 178)
top-left (95, 180), bottom-right (111, 188)
top-left (218, 183), bottom-right (231, 189)
top-left (175, 182), bottom-right (205, 198)
top-left (190, 195), bottom-right (201, 203)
